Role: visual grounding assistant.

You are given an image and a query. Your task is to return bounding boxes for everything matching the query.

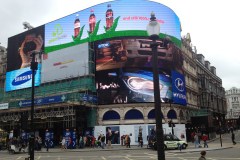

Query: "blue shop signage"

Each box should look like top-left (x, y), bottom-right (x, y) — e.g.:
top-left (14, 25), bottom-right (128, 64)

top-left (19, 94), bottom-right (67, 107)
top-left (81, 94), bottom-right (98, 104)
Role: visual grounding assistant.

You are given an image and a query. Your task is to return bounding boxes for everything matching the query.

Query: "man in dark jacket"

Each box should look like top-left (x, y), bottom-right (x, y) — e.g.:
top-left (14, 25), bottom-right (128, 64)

top-left (45, 138), bottom-right (50, 152)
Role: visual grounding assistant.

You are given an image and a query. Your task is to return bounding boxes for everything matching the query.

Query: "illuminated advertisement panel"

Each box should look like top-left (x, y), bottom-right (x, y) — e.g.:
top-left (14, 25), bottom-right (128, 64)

top-left (5, 65), bottom-right (41, 92)
top-left (7, 26), bottom-right (44, 72)
top-left (41, 43), bottom-right (89, 83)
top-left (97, 69), bottom-right (172, 104)
top-left (6, 26), bottom-right (44, 91)
top-left (44, 0), bottom-right (181, 53)
top-left (171, 71), bottom-right (187, 105)
top-left (95, 37), bottom-right (184, 105)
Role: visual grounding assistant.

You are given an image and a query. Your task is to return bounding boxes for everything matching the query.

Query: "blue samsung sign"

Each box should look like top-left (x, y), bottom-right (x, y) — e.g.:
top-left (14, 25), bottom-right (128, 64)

top-left (171, 71), bottom-right (187, 106)
top-left (5, 64), bottom-right (41, 92)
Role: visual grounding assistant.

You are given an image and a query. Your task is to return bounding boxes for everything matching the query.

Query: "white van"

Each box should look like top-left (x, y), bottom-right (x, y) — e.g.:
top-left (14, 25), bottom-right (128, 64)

top-left (151, 134), bottom-right (188, 150)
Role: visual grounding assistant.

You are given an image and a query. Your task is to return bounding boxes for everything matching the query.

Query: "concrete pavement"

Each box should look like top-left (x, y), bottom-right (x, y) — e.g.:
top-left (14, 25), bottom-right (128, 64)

top-left (34, 139), bottom-right (234, 154)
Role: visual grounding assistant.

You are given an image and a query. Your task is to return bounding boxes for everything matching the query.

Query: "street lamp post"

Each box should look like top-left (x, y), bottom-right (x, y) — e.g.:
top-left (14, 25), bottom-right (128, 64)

top-left (29, 51), bottom-right (38, 160)
top-left (147, 12), bottom-right (165, 160)
top-left (218, 116), bottom-right (223, 147)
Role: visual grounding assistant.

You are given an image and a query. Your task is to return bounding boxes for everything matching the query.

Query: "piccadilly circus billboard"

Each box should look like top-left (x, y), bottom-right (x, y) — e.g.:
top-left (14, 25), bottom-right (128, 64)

top-left (6, 0), bottom-right (186, 106)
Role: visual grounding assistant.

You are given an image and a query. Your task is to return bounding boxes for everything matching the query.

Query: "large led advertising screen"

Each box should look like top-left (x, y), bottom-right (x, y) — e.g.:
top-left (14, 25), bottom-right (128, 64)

top-left (95, 37), bottom-right (186, 105)
top-left (44, 0), bottom-right (181, 53)
top-left (41, 43), bottom-right (89, 83)
top-left (5, 65), bottom-right (41, 92)
top-left (6, 0), bottom-right (183, 101)
top-left (6, 26), bottom-right (44, 91)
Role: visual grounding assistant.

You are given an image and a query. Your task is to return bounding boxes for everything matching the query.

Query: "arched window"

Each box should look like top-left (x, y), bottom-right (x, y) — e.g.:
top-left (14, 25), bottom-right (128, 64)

top-left (167, 109), bottom-right (177, 119)
top-left (148, 109), bottom-right (164, 119)
top-left (102, 110), bottom-right (120, 120)
top-left (125, 109), bottom-right (143, 119)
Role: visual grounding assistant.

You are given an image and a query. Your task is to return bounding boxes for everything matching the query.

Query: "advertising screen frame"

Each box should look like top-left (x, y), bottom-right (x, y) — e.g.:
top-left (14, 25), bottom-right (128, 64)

top-left (94, 36), bottom-right (185, 105)
top-left (6, 25), bottom-right (44, 92)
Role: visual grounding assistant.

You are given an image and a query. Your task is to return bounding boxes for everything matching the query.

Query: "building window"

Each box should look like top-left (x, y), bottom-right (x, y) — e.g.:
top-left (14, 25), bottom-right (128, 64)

top-left (103, 110), bottom-right (120, 120)
top-left (125, 109), bottom-right (143, 120)
top-left (148, 109), bottom-right (164, 119)
top-left (167, 109), bottom-right (177, 119)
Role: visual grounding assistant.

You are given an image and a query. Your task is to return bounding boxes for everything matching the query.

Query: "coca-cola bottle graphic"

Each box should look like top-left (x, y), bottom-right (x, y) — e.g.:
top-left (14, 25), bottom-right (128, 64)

top-left (106, 4), bottom-right (113, 30)
top-left (89, 9), bottom-right (96, 33)
top-left (74, 14), bottom-right (80, 38)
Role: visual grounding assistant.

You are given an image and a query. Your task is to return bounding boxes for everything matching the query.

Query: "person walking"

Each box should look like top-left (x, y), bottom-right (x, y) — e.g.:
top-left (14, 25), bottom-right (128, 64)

top-left (79, 136), bottom-right (84, 149)
top-left (45, 138), bottom-right (50, 152)
top-left (198, 150), bottom-right (207, 160)
top-left (61, 137), bottom-right (66, 150)
top-left (231, 132), bottom-right (236, 145)
top-left (202, 134), bottom-right (208, 148)
top-left (138, 136), bottom-right (143, 148)
top-left (100, 134), bottom-right (106, 149)
top-left (125, 134), bottom-right (131, 148)
top-left (194, 134), bottom-right (199, 148)
top-left (177, 142), bottom-right (182, 151)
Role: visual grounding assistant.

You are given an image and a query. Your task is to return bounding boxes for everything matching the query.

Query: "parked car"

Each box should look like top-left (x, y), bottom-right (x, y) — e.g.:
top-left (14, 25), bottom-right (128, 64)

top-left (149, 134), bottom-right (188, 150)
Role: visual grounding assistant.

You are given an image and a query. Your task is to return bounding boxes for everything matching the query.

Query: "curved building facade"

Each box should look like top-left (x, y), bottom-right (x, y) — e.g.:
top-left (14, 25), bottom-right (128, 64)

top-left (1, 0), bottom-right (190, 145)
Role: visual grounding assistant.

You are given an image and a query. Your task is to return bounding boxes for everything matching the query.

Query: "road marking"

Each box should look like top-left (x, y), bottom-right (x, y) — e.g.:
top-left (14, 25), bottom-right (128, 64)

top-left (37, 156), bottom-right (41, 159)
top-left (16, 156), bottom-right (22, 160)
top-left (144, 153), bottom-right (156, 156)
top-left (101, 156), bottom-right (107, 160)
top-left (125, 157), bottom-right (134, 160)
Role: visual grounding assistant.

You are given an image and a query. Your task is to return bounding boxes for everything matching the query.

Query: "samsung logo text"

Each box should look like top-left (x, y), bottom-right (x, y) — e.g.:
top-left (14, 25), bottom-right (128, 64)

top-left (12, 71), bottom-right (35, 86)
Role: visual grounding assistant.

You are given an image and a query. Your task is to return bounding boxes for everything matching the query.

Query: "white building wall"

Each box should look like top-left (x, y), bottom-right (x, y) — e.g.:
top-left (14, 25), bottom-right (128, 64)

top-left (225, 87), bottom-right (240, 119)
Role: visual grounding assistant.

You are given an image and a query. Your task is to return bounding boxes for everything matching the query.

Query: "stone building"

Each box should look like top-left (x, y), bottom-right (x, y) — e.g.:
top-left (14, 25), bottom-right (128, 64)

top-left (194, 48), bottom-right (227, 138)
top-left (0, 45), bottom-right (7, 88)
top-left (225, 87), bottom-right (240, 127)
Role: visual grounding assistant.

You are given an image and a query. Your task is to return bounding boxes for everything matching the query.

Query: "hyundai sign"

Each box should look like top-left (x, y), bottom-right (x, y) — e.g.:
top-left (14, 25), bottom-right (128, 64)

top-left (171, 71), bottom-right (187, 105)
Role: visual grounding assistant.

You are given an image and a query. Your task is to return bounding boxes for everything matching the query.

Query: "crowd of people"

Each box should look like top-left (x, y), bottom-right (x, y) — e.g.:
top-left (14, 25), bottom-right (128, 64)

top-left (191, 126), bottom-right (238, 149)
top-left (2, 133), bottom-right (132, 152)
top-left (191, 131), bottom-right (209, 148)
top-left (120, 134), bottom-right (132, 148)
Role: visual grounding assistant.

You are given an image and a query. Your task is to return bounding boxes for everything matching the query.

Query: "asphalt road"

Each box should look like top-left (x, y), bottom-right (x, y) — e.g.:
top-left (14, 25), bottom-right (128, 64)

top-left (1, 147), bottom-right (240, 160)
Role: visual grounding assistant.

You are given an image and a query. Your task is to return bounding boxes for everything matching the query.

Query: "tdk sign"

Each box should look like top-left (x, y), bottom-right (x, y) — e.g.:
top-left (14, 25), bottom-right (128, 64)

top-left (12, 71), bottom-right (34, 86)
top-left (5, 65), bottom-right (41, 92)
top-left (171, 71), bottom-right (187, 105)
top-left (98, 42), bottom-right (110, 49)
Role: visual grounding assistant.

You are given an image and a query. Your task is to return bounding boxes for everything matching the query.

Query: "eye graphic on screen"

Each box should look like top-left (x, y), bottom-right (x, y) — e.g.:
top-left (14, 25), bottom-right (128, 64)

top-left (121, 71), bottom-right (166, 97)
top-left (126, 77), bottom-right (162, 96)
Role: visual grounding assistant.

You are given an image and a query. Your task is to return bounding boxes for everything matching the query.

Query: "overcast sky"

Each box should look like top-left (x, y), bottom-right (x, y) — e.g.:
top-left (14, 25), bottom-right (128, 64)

top-left (0, 0), bottom-right (239, 90)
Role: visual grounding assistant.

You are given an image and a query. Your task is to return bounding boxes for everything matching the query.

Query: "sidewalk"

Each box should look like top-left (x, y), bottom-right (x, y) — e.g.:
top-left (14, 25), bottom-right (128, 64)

top-left (34, 140), bottom-right (234, 153)
top-left (168, 141), bottom-right (233, 153)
